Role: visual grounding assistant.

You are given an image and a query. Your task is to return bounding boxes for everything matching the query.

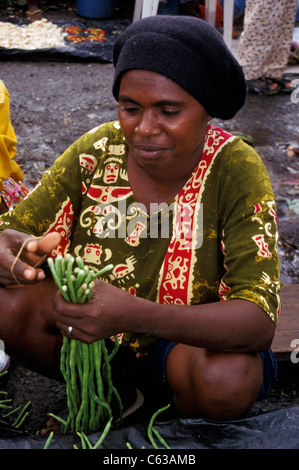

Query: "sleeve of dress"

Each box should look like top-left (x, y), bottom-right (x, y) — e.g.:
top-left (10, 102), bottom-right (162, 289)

top-left (0, 133), bottom-right (86, 253)
top-left (218, 140), bottom-right (282, 325)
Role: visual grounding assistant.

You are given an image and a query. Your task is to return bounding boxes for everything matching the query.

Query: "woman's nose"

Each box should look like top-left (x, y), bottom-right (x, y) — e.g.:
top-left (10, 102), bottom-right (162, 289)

top-left (135, 110), bottom-right (161, 136)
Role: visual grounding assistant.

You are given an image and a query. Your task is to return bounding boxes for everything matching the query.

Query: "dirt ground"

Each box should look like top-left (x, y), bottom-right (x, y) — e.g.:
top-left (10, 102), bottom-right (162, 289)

top-left (1, 0), bottom-right (299, 440)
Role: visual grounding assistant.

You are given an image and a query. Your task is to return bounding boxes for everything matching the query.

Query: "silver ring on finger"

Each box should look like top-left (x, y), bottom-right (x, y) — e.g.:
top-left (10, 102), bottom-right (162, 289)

top-left (67, 326), bottom-right (73, 336)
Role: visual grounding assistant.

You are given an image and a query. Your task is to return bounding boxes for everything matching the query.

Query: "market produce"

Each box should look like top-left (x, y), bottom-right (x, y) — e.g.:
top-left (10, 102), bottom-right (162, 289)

top-left (47, 254), bottom-right (122, 433)
top-left (0, 19), bottom-right (67, 49)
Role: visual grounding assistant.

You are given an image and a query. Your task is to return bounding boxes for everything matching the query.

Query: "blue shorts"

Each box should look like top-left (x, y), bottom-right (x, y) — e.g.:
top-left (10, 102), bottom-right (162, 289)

top-left (143, 339), bottom-right (278, 401)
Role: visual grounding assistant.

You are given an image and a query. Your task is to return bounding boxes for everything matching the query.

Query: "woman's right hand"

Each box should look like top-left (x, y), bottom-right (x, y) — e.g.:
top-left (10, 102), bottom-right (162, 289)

top-left (0, 229), bottom-right (61, 286)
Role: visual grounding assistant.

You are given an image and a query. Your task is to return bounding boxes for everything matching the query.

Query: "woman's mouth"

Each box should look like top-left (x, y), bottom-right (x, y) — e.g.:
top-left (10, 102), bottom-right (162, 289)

top-left (133, 145), bottom-right (168, 159)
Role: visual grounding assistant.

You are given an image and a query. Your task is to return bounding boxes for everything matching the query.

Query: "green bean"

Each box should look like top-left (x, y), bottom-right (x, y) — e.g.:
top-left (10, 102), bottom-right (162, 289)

top-left (75, 256), bottom-right (85, 270)
top-left (88, 344), bottom-right (97, 431)
top-left (1, 397), bottom-right (32, 432)
top-left (75, 343), bottom-right (89, 431)
top-left (76, 426), bottom-right (114, 450)
top-left (92, 418), bottom-right (112, 449)
top-left (93, 264), bottom-right (114, 279)
top-left (0, 401), bottom-right (12, 409)
top-left (87, 281), bottom-right (95, 300)
top-left (89, 391), bottom-right (96, 430)
top-left (59, 337), bottom-right (68, 380)
top-left (88, 380), bottom-right (111, 418)
top-left (75, 341), bottom-right (83, 385)
top-left (65, 255), bottom-right (77, 303)
top-left (111, 385), bottom-right (123, 424)
top-left (108, 335), bottom-right (120, 362)
top-left (76, 282), bottom-right (87, 302)
top-left (69, 340), bottom-right (77, 384)
top-left (11, 400), bottom-right (31, 428)
top-left (54, 254), bottom-right (64, 282)
top-left (43, 431), bottom-right (54, 449)
top-left (76, 431), bottom-right (90, 449)
top-left (69, 340), bottom-right (79, 413)
top-left (47, 254), bottom-right (121, 443)
top-left (152, 427), bottom-right (170, 449)
top-left (101, 340), bottom-right (113, 405)
top-left (92, 341), bottom-right (106, 427)
top-left (74, 269), bottom-right (87, 291)
top-left (47, 257), bottom-right (70, 301)
top-left (60, 338), bottom-right (76, 431)
top-left (147, 404), bottom-right (171, 449)
top-left (14, 411), bottom-right (30, 429)
top-left (81, 269), bottom-right (93, 288)
top-left (47, 412), bottom-right (68, 427)
top-left (2, 403), bottom-right (21, 418)
top-left (79, 289), bottom-right (90, 304)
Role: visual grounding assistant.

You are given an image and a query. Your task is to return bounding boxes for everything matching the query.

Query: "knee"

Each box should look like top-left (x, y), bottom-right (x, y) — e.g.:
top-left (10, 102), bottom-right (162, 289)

top-left (167, 347), bottom-right (263, 421)
top-left (198, 352), bottom-right (263, 420)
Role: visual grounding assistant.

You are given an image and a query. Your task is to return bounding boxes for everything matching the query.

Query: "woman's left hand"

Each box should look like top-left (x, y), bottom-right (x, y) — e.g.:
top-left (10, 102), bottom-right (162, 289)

top-left (52, 279), bottom-right (133, 343)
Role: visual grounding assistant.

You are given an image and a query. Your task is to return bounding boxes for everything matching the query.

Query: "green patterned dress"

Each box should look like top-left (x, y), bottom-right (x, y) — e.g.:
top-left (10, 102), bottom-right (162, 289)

top-left (0, 121), bottom-right (281, 356)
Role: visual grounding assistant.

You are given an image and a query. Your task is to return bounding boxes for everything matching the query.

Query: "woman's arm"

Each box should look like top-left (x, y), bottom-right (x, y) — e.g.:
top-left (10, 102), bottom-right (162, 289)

top-left (53, 279), bottom-right (275, 353)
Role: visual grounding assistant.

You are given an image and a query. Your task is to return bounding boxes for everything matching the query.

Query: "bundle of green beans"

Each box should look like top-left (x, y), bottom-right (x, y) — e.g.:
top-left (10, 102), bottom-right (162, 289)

top-left (47, 253), bottom-right (123, 433)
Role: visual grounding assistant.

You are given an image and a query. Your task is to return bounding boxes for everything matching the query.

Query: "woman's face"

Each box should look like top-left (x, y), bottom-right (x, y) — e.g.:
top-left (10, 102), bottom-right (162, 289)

top-left (118, 70), bottom-right (210, 180)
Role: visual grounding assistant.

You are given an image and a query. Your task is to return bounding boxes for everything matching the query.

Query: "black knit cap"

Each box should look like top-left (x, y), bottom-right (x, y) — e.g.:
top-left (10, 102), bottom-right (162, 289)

top-left (112, 15), bottom-right (246, 120)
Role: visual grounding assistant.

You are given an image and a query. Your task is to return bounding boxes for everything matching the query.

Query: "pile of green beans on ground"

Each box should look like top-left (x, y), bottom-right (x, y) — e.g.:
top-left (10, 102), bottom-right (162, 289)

top-left (0, 370), bottom-right (31, 429)
top-left (47, 254), bottom-right (122, 434)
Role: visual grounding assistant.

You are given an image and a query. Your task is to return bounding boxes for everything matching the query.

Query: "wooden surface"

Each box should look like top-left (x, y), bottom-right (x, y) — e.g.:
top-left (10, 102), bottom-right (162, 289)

top-left (272, 283), bottom-right (299, 361)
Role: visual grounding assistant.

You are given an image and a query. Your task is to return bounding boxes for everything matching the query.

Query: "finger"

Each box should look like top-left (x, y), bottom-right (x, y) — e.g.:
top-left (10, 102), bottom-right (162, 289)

top-left (16, 232), bottom-right (61, 278)
top-left (14, 265), bottom-right (45, 283)
top-left (26, 232), bottom-right (61, 257)
top-left (56, 321), bottom-right (79, 340)
top-left (54, 311), bottom-right (85, 330)
top-left (53, 292), bottom-right (87, 321)
top-left (0, 252), bottom-right (45, 285)
top-left (56, 319), bottom-right (96, 344)
top-left (0, 230), bottom-right (43, 285)
top-left (65, 324), bottom-right (76, 338)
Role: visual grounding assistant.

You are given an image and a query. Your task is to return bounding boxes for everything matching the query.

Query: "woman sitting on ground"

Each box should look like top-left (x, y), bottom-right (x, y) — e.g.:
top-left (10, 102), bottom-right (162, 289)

top-left (0, 16), bottom-right (281, 430)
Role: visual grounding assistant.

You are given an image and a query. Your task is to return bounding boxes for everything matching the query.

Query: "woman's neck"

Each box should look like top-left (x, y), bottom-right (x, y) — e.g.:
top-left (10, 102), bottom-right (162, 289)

top-left (127, 152), bottom-right (196, 212)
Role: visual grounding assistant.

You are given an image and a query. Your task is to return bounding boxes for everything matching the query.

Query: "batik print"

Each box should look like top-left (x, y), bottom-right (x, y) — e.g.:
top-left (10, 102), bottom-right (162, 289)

top-left (156, 126), bottom-right (235, 306)
top-left (0, 121), bottom-right (281, 355)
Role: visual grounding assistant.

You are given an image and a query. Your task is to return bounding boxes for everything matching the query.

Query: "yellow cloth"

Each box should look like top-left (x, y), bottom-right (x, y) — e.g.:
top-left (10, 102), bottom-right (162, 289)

top-left (0, 81), bottom-right (24, 192)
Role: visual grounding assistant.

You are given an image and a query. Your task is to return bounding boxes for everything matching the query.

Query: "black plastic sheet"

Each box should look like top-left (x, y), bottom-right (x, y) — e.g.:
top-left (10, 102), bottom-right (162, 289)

top-left (1, 406), bottom-right (299, 449)
top-left (0, 19), bottom-right (128, 62)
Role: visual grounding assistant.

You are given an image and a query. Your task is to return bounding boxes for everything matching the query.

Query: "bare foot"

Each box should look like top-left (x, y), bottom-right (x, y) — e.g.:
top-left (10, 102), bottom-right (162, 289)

top-left (40, 388), bottom-right (142, 435)
top-left (26, 2), bottom-right (43, 22)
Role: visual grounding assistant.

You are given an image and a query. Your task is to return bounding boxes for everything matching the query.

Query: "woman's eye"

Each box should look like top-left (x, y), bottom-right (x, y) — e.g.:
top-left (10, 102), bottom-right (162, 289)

top-left (121, 107), bottom-right (139, 114)
top-left (162, 109), bottom-right (180, 116)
